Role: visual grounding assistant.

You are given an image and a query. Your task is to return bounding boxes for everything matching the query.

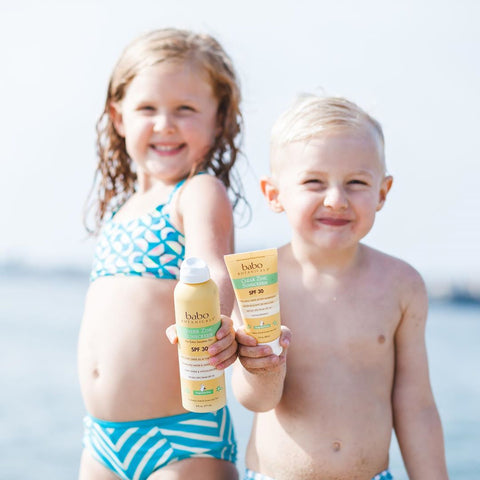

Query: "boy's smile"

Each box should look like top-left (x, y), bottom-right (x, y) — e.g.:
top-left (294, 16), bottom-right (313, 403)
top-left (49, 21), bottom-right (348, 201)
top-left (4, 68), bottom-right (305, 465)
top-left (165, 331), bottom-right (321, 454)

top-left (316, 216), bottom-right (352, 227)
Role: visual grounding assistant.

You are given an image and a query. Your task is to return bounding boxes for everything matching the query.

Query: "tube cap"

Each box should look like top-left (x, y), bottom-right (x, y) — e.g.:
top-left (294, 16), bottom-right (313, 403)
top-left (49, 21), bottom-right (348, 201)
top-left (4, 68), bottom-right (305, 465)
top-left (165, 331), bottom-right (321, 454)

top-left (179, 257), bottom-right (211, 284)
top-left (259, 337), bottom-right (283, 356)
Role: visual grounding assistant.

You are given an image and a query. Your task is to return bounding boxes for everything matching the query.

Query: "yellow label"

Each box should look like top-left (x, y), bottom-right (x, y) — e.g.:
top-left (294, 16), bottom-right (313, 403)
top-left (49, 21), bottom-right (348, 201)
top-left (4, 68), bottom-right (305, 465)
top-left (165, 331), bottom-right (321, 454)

top-left (180, 375), bottom-right (226, 412)
top-left (174, 279), bottom-right (226, 412)
top-left (224, 248), bottom-right (282, 344)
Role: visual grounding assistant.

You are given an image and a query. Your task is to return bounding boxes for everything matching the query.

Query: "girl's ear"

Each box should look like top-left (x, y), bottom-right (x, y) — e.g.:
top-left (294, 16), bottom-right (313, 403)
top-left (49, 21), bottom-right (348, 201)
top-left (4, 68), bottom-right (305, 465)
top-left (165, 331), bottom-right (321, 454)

top-left (109, 102), bottom-right (125, 137)
top-left (376, 175), bottom-right (393, 211)
top-left (260, 176), bottom-right (284, 213)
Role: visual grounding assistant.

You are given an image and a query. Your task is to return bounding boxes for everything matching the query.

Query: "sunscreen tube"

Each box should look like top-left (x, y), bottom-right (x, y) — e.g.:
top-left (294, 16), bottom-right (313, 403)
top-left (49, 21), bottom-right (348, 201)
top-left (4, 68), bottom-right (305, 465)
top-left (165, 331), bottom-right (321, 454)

top-left (224, 248), bottom-right (282, 355)
top-left (174, 257), bottom-right (226, 412)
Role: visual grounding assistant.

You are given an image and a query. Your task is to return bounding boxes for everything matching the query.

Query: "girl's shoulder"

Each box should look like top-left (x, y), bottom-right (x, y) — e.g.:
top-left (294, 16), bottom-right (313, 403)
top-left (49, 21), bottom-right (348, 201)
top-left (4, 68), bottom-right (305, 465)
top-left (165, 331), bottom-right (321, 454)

top-left (180, 173), bottom-right (229, 203)
top-left (172, 173), bottom-right (233, 227)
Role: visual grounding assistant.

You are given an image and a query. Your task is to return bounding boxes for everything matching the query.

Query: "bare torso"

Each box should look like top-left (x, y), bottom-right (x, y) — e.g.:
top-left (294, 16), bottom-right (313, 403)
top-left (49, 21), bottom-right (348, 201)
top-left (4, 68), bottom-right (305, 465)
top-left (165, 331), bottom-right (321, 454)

top-left (78, 276), bottom-right (185, 421)
top-left (245, 245), bottom-right (404, 480)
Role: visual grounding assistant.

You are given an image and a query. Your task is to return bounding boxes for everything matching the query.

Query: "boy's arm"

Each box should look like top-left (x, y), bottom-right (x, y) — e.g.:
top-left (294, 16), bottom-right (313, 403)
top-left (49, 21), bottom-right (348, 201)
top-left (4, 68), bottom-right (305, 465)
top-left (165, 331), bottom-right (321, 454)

top-left (392, 269), bottom-right (449, 479)
top-left (231, 304), bottom-right (291, 412)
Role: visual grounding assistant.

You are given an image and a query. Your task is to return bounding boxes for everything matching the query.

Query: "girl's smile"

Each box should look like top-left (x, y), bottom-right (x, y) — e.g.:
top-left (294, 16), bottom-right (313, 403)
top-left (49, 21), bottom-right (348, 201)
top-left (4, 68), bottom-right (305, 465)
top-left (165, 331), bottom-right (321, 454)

top-left (150, 142), bottom-right (187, 156)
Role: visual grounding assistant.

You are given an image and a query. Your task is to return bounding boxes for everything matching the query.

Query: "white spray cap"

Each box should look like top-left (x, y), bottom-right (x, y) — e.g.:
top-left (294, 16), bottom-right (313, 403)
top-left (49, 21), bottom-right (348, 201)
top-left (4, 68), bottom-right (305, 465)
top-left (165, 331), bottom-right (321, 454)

top-left (180, 257), bottom-right (211, 284)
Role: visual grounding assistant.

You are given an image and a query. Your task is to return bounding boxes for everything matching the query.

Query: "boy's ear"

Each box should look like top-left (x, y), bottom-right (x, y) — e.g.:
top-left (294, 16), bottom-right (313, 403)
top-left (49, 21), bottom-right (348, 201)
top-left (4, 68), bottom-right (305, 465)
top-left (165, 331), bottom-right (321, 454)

top-left (376, 175), bottom-right (393, 211)
top-left (260, 176), bottom-right (284, 213)
top-left (109, 102), bottom-right (125, 137)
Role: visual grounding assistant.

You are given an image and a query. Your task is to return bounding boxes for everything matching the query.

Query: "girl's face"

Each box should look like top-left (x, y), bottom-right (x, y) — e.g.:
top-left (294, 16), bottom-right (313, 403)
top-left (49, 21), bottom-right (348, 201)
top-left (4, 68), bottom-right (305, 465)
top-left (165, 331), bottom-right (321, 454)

top-left (111, 61), bottom-right (219, 187)
top-left (265, 128), bottom-right (392, 253)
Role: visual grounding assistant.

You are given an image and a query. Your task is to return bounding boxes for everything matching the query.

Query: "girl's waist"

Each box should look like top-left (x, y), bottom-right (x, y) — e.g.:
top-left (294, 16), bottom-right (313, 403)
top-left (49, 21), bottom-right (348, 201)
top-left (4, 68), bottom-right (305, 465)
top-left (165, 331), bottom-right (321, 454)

top-left (83, 275), bottom-right (177, 317)
top-left (78, 343), bottom-right (185, 420)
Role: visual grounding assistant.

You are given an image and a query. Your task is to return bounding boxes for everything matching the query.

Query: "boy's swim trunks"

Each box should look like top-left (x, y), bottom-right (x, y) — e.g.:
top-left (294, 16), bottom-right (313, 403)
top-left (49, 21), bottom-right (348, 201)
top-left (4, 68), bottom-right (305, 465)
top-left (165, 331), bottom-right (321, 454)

top-left (244, 467), bottom-right (393, 480)
top-left (83, 406), bottom-right (237, 480)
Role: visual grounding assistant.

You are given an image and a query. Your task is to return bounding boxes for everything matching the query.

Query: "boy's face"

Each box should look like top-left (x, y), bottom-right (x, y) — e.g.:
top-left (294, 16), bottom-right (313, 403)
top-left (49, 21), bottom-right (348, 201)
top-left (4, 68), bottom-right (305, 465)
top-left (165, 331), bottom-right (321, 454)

top-left (262, 127), bottom-right (392, 251)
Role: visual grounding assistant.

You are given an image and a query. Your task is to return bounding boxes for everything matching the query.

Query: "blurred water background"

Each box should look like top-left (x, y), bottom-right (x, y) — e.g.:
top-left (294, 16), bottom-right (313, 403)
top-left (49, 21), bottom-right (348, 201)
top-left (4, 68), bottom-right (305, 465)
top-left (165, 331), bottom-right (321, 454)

top-left (0, 270), bottom-right (479, 479)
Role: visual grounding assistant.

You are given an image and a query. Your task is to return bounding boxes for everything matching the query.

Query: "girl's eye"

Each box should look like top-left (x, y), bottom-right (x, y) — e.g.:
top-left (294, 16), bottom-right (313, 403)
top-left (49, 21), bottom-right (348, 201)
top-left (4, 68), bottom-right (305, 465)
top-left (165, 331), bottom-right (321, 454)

top-left (303, 179), bottom-right (325, 189)
top-left (138, 105), bottom-right (155, 112)
top-left (178, 105), bottom-right (195, 112)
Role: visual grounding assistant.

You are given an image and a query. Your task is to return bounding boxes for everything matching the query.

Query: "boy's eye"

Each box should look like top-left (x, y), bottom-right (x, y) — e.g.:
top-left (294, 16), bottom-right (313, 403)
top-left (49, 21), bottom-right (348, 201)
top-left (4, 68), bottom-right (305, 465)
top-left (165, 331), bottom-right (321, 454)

top-left (178, 105), bottom-right (195, 112)
top-left (348, 179), bottom-right (368, 186)
top-left (138, 105), bottom-right (155, 112)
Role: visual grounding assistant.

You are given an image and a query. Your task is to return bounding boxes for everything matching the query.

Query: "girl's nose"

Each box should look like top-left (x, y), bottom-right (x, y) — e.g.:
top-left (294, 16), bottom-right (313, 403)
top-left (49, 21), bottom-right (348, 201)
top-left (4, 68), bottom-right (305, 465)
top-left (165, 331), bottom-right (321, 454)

top-left (153, 113), bottom-right (175, 134)
top-left (323, 186), bottom-right (348, 209)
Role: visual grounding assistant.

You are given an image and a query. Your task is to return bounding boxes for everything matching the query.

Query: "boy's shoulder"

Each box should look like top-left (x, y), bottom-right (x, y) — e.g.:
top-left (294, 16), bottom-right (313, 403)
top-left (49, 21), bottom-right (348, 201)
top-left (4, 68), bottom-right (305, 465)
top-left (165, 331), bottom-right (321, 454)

top-left (362, 244), bottom-right (427, 296)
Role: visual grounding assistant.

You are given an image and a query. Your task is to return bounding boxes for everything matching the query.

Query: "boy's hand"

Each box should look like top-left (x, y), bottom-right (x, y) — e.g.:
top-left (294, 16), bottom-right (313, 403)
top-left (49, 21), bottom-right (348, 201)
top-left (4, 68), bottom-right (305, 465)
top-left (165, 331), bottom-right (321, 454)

top-left (236, 325), bottom-right (291, 373)
top-left (165, 315), bottom-right (238, 371)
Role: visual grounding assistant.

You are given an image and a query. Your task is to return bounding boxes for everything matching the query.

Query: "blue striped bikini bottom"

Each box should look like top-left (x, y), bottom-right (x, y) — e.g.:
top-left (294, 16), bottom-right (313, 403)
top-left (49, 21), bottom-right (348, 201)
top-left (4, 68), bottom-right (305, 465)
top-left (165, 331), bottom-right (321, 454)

top-left (83, 407), bottom-right (237, 480)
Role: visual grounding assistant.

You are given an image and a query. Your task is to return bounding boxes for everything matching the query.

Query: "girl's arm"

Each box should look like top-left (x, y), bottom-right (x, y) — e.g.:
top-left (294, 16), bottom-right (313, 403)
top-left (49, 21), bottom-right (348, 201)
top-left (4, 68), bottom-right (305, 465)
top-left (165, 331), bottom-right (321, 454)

top-left (178, 174), bottom-right (237, 369)
top-left (392, 269), bottom-right (449, 480)
top-left (179, 174), bottom-right (234, 314)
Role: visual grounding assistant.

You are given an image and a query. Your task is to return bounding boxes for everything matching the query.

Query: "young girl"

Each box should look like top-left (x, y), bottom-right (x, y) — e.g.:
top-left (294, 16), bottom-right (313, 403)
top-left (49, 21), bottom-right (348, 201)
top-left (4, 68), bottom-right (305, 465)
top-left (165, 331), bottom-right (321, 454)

top-left (78, 28), bottom-right (244, 480)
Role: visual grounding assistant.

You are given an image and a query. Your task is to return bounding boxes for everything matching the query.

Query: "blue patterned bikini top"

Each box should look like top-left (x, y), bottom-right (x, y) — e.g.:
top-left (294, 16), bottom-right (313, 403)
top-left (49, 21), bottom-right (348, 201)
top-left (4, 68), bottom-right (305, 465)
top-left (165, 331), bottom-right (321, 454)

top-left (90, 179), bottom-right (186, 282)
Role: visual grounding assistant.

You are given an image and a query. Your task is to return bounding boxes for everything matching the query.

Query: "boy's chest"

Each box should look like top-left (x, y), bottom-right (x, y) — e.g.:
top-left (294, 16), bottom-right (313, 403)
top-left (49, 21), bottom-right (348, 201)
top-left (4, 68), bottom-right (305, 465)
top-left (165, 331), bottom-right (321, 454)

top-left (280, 282), bottom-right (401, 358)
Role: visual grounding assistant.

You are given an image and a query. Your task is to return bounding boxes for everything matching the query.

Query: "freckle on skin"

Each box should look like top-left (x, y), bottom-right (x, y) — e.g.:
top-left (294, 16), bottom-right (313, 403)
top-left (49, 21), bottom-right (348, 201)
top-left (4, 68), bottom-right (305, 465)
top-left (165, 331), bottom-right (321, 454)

top-left (378, 334), bottom-right (386, 344)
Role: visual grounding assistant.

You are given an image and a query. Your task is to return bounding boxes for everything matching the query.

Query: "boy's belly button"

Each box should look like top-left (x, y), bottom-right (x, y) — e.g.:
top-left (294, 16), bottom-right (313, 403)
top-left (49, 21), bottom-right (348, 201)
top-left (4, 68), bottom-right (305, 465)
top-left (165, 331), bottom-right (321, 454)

top-left (332, 441), bottom-right (342, 452)
top-left (92, 367), bottom-right (100, 378)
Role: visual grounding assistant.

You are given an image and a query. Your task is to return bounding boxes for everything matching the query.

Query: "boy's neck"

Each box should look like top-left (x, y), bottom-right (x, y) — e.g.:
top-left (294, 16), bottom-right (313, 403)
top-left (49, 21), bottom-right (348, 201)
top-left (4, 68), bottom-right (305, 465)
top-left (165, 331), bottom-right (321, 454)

top-left (289, 238), bottom-right (364, 276)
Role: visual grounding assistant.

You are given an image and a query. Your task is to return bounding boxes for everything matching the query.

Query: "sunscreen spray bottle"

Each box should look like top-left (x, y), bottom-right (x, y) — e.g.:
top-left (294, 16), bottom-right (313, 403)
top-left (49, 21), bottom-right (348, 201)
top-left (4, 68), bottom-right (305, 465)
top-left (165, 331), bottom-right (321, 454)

top-left (174, 257), bottom-right (226, 412)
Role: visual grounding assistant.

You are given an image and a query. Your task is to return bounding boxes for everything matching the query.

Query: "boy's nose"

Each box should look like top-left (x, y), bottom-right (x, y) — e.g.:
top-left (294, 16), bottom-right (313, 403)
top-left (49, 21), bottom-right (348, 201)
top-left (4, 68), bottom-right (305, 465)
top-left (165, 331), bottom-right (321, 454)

top-left (323, 187), bottom-right (348, 209)
top-left (153, 113), bottom-right (175, 134)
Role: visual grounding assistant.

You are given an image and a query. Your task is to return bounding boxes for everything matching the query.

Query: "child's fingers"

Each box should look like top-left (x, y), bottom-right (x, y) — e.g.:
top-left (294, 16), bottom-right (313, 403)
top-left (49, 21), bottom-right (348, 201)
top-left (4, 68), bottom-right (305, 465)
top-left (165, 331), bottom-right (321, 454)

top-left (165, 324), bottom-right (178, 344)
top-left (238, 343), bottom-right (273, 359)
top-left (279, 325), bottom-right (292, 350)
top-left (215, 315), bottom-right (235, 340)
top-left (209, 327), bottom-right (236, 357)
top-left (235, 325), bottom-right (257, 347)
top-left (209, 340), bottom-right (238, 370)
top-left (239, 353), bottom-right (284, 371)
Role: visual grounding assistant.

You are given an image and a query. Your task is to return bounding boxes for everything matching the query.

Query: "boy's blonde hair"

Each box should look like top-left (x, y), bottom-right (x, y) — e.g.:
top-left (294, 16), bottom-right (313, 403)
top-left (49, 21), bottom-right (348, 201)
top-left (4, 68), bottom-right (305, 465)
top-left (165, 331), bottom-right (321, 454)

top-left (270, 94), bottom-right (385, 166)
top-left (86, 28), bottom-right (244, 234)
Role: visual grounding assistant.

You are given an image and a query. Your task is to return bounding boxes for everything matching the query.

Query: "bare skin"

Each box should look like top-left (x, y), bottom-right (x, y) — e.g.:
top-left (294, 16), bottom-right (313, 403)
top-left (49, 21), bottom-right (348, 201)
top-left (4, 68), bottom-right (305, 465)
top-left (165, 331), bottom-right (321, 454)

top-left (78, 175), bottom-right (239, 480)
top-left (233, 128), bottom-right (449, 480)
top-left (78, 55), bottom-right (242, 479)
top-left (79, 449), bottom-right (238, 480)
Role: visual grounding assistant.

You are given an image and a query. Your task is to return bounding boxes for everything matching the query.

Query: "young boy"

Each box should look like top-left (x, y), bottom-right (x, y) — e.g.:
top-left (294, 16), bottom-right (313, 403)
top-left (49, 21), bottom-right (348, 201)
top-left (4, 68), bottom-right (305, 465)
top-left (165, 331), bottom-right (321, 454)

top-left (233, 95), bottom-right (449, 480)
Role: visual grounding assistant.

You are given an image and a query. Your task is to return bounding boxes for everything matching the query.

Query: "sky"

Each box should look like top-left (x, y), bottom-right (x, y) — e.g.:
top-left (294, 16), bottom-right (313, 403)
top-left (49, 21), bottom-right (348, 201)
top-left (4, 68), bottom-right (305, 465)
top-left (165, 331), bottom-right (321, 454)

top-left (1, 0), bottom-right (479, 284)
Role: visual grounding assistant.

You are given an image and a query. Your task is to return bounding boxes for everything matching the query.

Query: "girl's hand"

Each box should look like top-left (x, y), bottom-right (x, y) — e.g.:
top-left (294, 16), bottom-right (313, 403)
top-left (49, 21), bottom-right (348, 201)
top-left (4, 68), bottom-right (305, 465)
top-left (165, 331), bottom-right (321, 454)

top-left (236, 325), bottom-right (291, 373)
top-left (208, 315), bottom-right (238, 370)
top-left (165, 316), bottom-right (238, 370)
